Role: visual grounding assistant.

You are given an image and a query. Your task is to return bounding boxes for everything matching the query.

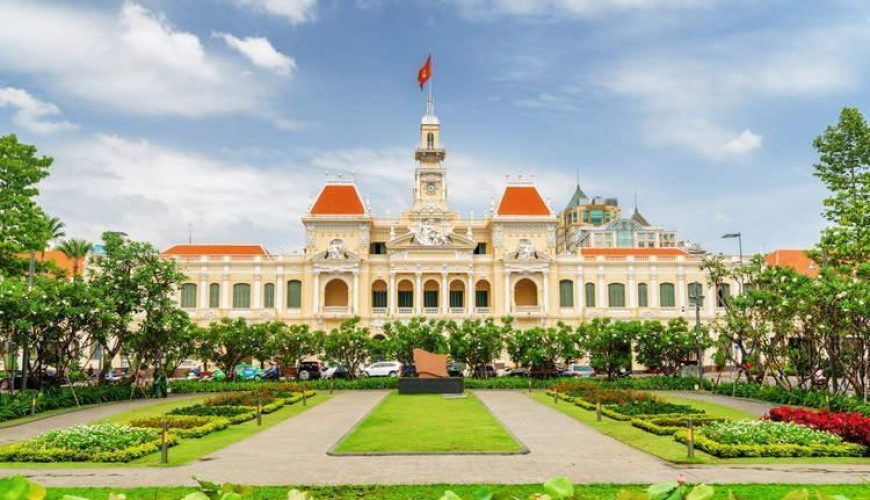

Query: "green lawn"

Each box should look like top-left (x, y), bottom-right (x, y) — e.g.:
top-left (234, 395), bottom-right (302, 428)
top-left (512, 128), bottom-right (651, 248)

top-left (0, 394), bottom-right (328, 468)
top-left (532, 392), bottom-right (870, 465)
top-left (41, 483), bottom-right (870, 500)
top-left (332, 392), bottom-right (524, 454)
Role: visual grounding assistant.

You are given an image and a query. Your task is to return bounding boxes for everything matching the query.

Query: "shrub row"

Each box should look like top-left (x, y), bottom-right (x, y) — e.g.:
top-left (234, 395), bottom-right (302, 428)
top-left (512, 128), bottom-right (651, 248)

top-left (674, 429), bottom-right (864, 458)
top-left (169, 405), bottom-right (256, 424)
top-left (713, 382), bottom-right (870, 416)
top-left (0, 434), bottom-right (179, 463)
top-left (0, 385), bottom-right (148, 423)
top-left (631, 415), bottom-right (726, 436)
top-left (126, 415), bottom-right (230, 439)
top-left (767, 406), bottom-right (870, 449)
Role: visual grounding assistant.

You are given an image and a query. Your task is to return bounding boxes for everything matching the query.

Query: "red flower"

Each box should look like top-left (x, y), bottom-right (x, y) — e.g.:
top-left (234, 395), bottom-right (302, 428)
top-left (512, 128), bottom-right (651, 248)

top-left (766, 406), bottom-right (870, 449)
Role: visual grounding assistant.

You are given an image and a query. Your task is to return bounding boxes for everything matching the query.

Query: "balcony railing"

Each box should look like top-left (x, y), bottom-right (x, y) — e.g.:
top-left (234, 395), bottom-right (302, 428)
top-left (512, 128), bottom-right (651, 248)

top-left (449, 307), bottom-right (465, 315)
top-left (423, 307), bottom-right (440, 315)
top-left (322, 306), bottom-right (349, 315)
top-left (371, 307), bottom-right (387, 316)
top-left (397, 307), bottom-right (414, 315)
top-left (515, 305), bottom-right (541, 313)
top-left (474, 307), bottom-right (491, 315)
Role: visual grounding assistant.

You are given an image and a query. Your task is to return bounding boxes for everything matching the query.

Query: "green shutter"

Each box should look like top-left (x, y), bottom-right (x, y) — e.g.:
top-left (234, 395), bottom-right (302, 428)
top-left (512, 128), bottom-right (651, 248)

top-left (263, 283), bottom-right (275, 308)
top-left (372, 290), bottom-right (387, 308)
top-left (563, 281), bottom-right (573, 306)
top-left (180, 283), bottom-right (197, 309)
top-left (584, 283), bottom-right (595, 307)
top-left (659, 283), bottom-right (675, 308)
top-left (424, 291), bottom-right (438, 308)
top-left (638, 283), bottom-right (648, 307)
top-left (233, 284), bottom-right (251, 308)
top-left (475, 290), bottom-right (489, 308)
top-left (209, 284), bottom-right (220, 308)
top-left (688, 282), bottom-right (703, 306)
top-left (608, 283), bottom-right (625, 307)
top-left (287, 280), bottom-right (301, 308)
top-left (449, 290), bottom-right (463, 308)
top-left (398, 291), bottom-right (413, 308)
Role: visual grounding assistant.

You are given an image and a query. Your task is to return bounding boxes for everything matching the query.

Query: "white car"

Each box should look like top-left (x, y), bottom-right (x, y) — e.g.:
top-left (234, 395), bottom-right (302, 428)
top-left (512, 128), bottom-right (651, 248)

top-left (362, 361), bottom-right (402, 378)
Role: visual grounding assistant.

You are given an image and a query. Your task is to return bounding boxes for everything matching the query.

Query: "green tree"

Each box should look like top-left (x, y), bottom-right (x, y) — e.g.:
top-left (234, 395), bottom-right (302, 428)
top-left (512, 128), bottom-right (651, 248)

top-left (382, 317), bottom-right (448, 365)
top-left (57, 239), bottom-right (93, 278)
top-left (198, 318), bottom-right (263, 379)
top-left (269, 322), bottom-right (323, 376)
top-left (0, 135), bottom-right (53, 276)
top-left (43, 216), bottom-right (65, 257)
top-left (578, 318), bottom-right (637, 380)
top-left (506, 322), bottom-right (579, 374)
top-left (811, 107), bottom-right (870, 273)
top-left (322, 317), bottom-right (370, 378)
top-left (446, 317), bottom-right (511, 378)
top-left (635, 319), bottom-right (710, 377)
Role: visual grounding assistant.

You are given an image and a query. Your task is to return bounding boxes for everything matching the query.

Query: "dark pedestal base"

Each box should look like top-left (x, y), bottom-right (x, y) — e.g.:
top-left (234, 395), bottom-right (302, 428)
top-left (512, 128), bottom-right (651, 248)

top-left (398, 377), bottom-right (464, 394)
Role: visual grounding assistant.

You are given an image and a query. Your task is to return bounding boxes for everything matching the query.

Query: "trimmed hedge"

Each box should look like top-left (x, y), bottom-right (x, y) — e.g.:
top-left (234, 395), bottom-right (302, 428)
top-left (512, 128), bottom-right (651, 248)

top-left (631, 416), bottom-right (726, 436)
top-left (0, 385), bottom-right (148, 423)
top-left (126, 415), bottom-right (230, 439)
top-left (168, 405), bottom-right (256, 424)
top-left (713, 382), bottom-right (870, 416)
top-left (607, 400), bottom-right (703, 417)
top-left (0, 434), bottom-right (179, 463)
top-left (674, 429), bottom-right (864, 458)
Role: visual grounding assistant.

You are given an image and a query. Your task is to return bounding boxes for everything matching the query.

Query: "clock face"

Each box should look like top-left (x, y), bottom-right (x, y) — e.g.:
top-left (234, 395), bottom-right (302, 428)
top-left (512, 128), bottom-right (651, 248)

top-left (426, 182), bottom-right (437, 194)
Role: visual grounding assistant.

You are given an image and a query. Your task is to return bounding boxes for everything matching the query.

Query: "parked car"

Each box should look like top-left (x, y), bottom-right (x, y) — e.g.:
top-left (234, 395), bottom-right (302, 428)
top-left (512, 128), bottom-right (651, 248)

top-left (234, 363), bottom-right (263, 381)
top-left (322, 363), bottom-right (352, 379)
top-left (105, 369), bottom-right (130, 384)
top-left (529, 364), bottom-right (562, 379)
top-left (504, 367), bottom-right (529, 377)
top-left (470, 364), bottom-right (498, 378)
top-left (296, 361), bottom-right (322, 380)
top-left (400, 364), bottom-right (417, 378)
top-left (362, 361), bottom-right (402, 377)
top-left (447, 362), bottom-right (465, 377)
top-left (562, 364), bottom-right (595, 378)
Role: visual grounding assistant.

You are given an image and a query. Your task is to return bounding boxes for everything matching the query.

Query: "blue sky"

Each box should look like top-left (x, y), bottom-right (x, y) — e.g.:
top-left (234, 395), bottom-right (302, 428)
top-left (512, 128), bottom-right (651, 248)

top-left (1, 0), bottom-right (867, 255)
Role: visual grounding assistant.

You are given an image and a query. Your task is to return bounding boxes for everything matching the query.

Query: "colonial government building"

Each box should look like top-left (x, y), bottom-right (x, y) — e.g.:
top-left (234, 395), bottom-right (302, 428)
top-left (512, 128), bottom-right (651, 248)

top-left (162, 100), bottom-right (739, 333)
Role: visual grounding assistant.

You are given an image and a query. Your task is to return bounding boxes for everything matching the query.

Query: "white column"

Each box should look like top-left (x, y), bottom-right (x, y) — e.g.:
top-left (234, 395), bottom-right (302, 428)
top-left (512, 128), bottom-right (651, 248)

top-left (677, 266), bottom-right (686, 312)
top-left (253, 275), bottom-right (262, 309)
top-left (466, 272), bottom-right (474, 314)
top-left (576, 267), bottom-right (583, 315)
top-left (198, 273), bottom-right (208, 310)
top-left (597, 264), bottom-right (606, 309)
top-left (541, 270), bottom-right (550, 313)
top-left (503, 271), bottom-right (511, 314)
top-left (414, 272), bottom-right (423, 315)
top-left (706, 283), bottom-right (715, 316)
top-left (313, 271), bottom-right (320, 314)
top-left (352, 271), bottom-right (360, 315)
top-left (389, 272), bottom-right (396, 315)
top-left (628, 263), bottom-right (636, 309)
top-left (441, 272), bottom-right (449, 314)
top-left (275, 266), bottom-right (284, 314)
top-left (650, 266), bottom-right (659, 308)
top-left (221, 269), bottom-right (230, 309)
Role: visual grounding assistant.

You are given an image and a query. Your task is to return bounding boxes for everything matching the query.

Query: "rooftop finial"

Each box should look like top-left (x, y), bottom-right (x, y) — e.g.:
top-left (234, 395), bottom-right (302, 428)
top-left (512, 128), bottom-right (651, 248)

top-left (634, 190), bottom-right (638, 211)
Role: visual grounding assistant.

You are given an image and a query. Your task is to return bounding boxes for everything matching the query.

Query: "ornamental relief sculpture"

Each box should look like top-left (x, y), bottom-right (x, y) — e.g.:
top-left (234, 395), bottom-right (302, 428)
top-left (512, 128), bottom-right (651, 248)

top-left (410, 218), bottom-right (453, 246)
top-left (326, 239), bottom-right (348, 260)
top-left (516, 238), bottom-right (537, 260)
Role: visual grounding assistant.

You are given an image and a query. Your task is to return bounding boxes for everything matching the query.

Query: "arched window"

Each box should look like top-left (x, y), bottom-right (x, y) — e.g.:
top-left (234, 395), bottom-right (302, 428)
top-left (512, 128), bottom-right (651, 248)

top-left (209, 283), bottom-right (220, 308)
top-left (688, 282), bottom-right (703, 306)
top-left (426, 132), bottom-right (434, 149)
top-left (232, 284), bottom-right (251, 308)
top-left (659, 283), bottom-right (676, 308)
top-left (263, 283), bottom-right (275, 308)
top-left (514, 278), bottom-right (538, 306)
top-left (371, 280), bottom-right (387, 309)
top-left (324, 279), bottom-right (349, 307)
top-left (637, 283), bottom-right (648, 307)
top-left (180, 283), bottom-right (197, 309)
top-left (286, 280), bottom-right (302, 309)
top-left (717, 283), bottom-right (731, 308)
top-left (559, 279), bottom-right (574, 308)
top-left (475, 280), bottom-right (490, 308)
top-left (397, 279), bottom-right (414, 308)
top-left (449, 280), bottom-right (465, 309)
top-left (423, 279), bottom-right (440, 308)
top-left (608, 283), bottom-right (626, 308)
top-left (585, 282), bottom-right (596, 308)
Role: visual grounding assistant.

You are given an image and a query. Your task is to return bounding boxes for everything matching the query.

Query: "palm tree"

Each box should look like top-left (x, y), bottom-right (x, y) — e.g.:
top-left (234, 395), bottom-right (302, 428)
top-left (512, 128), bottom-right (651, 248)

top-left (43, 216), bottom-right (66, 258)
top-left (57, 239), bottom-right (93, 277)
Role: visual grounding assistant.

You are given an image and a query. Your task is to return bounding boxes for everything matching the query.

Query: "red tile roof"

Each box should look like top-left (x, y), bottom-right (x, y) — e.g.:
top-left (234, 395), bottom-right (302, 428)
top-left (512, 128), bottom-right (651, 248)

top-left (581, 248), bottom-right (688, 256)
top-left (765, 250), bottom-right (819, 277)
top-left (162, 244), bottom-right (268, 256)
top-left (310, 184), bottom-right (366, 215)
top-left (496, 186), bottom-right (550, 216)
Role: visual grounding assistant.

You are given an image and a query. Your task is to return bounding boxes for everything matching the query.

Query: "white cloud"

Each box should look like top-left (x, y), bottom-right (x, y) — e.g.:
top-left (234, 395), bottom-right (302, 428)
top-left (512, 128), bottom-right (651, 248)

top-left (0, 1), bottom-right (278, 118)
top-left (723, 130), bottom-right (762, 155)
top-left (40, 135), bottom-right (572, 250)
top-left (0, 87), bottom-right (77, 134)
top-left (451, 0), bottom-right (712, 19)
top-left (233, 0), bottom-right (318, 24)
top-left (215, 33), bottom-right (296, 75)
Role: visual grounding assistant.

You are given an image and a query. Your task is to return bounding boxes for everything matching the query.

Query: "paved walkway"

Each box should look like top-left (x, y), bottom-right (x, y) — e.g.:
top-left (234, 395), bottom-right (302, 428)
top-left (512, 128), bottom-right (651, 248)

top-left (656, 391), bottom-right (777, 417)
top-left (1, 391), bottom-right (867, 488)
top-left (0, 395), bottom-right (201, 445)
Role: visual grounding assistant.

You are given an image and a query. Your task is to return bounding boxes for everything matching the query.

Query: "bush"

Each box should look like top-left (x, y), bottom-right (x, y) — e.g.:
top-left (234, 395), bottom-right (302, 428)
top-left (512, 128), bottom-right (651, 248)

top-left (204, 389), bottom-right (276, 407)
top-left (766, 406), bottom-right (870, 450)
top-left (702, 420), bottom-right (842, 446)
top-left (168, 404), bottom-right (255, 424)
top-left (675, 429), bottom-right (864, 458)
top-left (0, 424), bottom-right (179, 463)
top-left (631, 415), bottom-right (726, 435)
top-left (713, 382), bottom-right (870, 416)
top-left (126, 415), bottom-right (230, 439)
top-left (609, 400), bottom-right (703, 416)
top-left (550, 383), bottom-right (655, 405)
top-left (0, 385), bottom-right (149, 423)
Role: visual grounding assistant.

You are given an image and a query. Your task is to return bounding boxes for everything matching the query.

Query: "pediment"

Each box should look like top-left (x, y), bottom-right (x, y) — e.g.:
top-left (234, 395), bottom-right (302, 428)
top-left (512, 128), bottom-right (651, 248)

top-left (387, 230), bottom-right (476, 251)
top-left (311, 249), bottom-right (361, 263)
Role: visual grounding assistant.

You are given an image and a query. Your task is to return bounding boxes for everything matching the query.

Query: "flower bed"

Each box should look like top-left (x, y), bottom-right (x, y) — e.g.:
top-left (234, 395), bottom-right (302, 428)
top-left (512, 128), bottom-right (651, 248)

top-left (126, 415), bottom-right (230, 439)
top-left (675, 428), bottom-right (863, 458)
top-left (608, 400), bottom-right (703, 417)
top-left (767, 406), bottom-right (870, 450)
top-left (204, 389), bottom-right (277, 407)
top-left (0, 424), bottom-right (178, 463)
top-left (713, 382), bottom-right (870, 416)
top-left (168, 404), bottom-right (255, 424)
top-left (550, 383), bottom-right (655, 405)
top-left (631, 415), bottom-right (727, 435)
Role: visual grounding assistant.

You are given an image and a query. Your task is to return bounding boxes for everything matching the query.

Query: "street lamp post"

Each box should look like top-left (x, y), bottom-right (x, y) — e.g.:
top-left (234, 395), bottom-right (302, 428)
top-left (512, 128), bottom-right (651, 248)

top-left (22, 251), bottom-right (35, 392)
top-left (690, 291), bottom-right (705, 386)
top-left (721, 232), bottom-right (743, 294)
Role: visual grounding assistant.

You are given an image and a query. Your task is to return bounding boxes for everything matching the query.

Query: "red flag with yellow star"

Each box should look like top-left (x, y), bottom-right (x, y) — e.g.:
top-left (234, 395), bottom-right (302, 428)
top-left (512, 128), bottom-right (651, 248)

top-left (417, 55), bottom-right (431, 90)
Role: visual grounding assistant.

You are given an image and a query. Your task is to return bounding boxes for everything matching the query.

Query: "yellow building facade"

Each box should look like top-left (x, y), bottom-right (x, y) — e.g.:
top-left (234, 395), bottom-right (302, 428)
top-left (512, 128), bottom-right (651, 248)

top-left (163, 100), bottom-right (739, 334)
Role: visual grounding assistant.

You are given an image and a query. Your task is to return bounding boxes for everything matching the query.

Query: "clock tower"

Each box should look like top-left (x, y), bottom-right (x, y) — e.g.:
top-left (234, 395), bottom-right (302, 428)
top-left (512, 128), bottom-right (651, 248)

top-left (412, 96), bottom-right (448, 212)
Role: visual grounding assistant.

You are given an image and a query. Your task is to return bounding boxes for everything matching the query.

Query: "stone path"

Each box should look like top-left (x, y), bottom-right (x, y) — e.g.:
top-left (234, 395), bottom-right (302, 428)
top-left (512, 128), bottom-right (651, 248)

top-left (0, 395), bottom-right (202, 445)
top-left (1, 391), bottom-right (867, 488)
top-left (655, 391), bottom-right (777, 417)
